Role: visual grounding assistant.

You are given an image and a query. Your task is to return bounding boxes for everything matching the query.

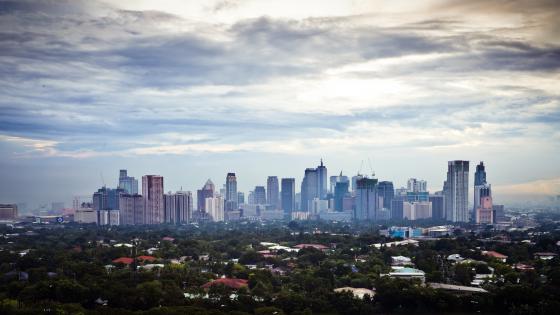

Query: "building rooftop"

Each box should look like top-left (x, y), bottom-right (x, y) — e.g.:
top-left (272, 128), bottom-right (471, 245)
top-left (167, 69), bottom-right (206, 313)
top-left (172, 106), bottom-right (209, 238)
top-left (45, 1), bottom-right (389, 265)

top-left (482, 251), bottom-right (508, 259)
top-left (112, 257), bottom-right (134, 265)
top-left (429, 283), bottom-right (488, 293)
top-left (201, 278), bottom-right (248, 290)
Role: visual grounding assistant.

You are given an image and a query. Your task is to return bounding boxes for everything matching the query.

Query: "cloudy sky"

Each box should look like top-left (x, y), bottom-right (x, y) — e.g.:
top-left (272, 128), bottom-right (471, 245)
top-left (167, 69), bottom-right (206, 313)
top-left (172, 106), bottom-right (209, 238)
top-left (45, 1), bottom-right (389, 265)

top-left (1, 0), bottom-right (559, 209)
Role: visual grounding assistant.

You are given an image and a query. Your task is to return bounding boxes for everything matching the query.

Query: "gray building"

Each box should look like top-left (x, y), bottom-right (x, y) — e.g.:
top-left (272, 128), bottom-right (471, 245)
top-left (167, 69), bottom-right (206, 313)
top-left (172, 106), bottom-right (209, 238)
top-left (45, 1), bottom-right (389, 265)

top-left (119, 194), bottom-right (144, 225)
top-left (225, 173), bottom-right (238, 212)
top-left (377, 181), bottom-right (394, 210)
top-left (354, 177), bottom-right (378, 220)
top-left (267, 176), bottom-right (280, 209)
top-left (164, 191), bottom-right (193, 224)
top-left (119, 169), bottom-right (138, 195)
top-left (281, 178), bottom-right (296, 218)
top-left (254, 186), bottom-right (266, 205)
top-left (429, 193), bottom-right (445, 220)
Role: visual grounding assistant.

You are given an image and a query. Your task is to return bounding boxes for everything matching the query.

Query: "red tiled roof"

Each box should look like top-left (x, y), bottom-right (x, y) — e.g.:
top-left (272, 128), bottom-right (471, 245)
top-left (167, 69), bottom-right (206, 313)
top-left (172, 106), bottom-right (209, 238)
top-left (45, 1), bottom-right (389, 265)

top-left (112, 257), bottom-right (134, 265)
top-left (201, 278), bottom-right (248, 289)
top-left (294, 244), bottom-right (329, 250)
top-left (483, 251), bottom-right (508, 259)
top-left (162, 237), bottom-right (175, 241)
top-left (137, 255), bottom-right (157, 262)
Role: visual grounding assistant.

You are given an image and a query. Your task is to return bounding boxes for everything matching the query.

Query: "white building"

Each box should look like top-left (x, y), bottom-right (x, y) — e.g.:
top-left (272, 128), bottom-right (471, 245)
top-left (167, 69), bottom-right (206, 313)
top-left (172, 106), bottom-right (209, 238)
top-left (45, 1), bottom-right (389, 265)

top-left (205, 195), bottom-right (224, 222)
top-left (403, 201), bottom-right (432, 220)
top-left (75, 207), bottom-right (97, 224)
top-left (98, 210), bottom-right (120, 226)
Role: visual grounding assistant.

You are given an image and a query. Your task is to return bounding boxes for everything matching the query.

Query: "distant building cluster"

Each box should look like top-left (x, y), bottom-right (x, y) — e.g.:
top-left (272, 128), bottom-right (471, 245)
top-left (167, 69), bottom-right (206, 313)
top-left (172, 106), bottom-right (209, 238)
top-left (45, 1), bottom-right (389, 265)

top-left (3, 159), bottom-right (508, 226)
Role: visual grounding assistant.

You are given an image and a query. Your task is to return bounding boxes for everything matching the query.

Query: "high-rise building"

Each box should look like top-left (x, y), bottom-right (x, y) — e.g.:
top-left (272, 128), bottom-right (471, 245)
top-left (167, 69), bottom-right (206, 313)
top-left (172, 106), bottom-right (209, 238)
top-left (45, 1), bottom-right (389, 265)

top-left (317, 159), bottom-right (328, 199)
top-left (206, 195), bottom-right (224, 222)
top-left (403, 201), bottom-right (432, 220)
top-left (334, 180), bottom-right (349, 212)
top-left (377, 181), bottom-right (394, 210)
top-left (267, 176), bottom-right (280, 209)
top-left (301, 168), bottom-right (318, 211)
top-left (118, 194), bottom-right (144, 225)
top-left (98, 210), bottom-right (120, 226)
top-left (476, 195), bottom-right (493, 224)
top-left (330, 172), bottom-right (349, 194)
top-left (330, 175), bottom-right (338, 194)
top-left (351, 175), bottom-right (364, 195)
top-left (429, 193), bottom-right (445, 220)
top-left (237, 192), bottom-right (245, 205)
top-left (142, 175), bottom-right (164, 224)
top-left (225, 173), bottom-right (238, 212)
top-left (281, 178), bottom-right (296, 218)
top-left (391, 196), bottom-right (404, 220)
top-left (0, 204), bottom-right (18, 220)
top-left (119, 169), bottom-right (138, 194)
top-left (93, 187), bottom-right (124, 211)
top-left (473, 161), bottom-right (488, 221)
top-left (197, 179), bottom-right (215, 212)
top-left (254, 186), bottom-right (266, 205)
top-left (354, 177), bottom-right (378, 220)
top-left (493, 204), bottom-right (505, 223)
top-left (164, 191), bottom-right (193, 224)
top-left (93, 187), bottom-right (124, 224)
top-left (444, 160), bottom-right (469, 222)
top-left (407, 178), bottom-right (427, 193)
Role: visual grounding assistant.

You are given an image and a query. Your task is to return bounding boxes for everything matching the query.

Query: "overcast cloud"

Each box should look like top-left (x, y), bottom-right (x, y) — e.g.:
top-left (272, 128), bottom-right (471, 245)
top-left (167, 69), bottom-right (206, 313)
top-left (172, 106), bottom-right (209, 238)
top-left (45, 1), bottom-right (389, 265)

top-left (0, 0), bottom-right (559, 208)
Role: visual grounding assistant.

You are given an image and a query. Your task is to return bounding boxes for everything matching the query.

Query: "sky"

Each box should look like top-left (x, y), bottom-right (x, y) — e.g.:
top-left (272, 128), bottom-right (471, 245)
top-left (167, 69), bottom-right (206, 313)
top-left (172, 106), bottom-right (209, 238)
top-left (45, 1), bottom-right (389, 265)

top-left (1, 0), bottom-right (559, 209)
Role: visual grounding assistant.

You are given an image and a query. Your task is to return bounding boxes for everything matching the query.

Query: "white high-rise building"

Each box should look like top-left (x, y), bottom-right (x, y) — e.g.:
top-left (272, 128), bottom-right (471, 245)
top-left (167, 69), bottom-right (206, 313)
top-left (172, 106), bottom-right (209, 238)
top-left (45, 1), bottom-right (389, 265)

top-left (266, 176), bottom-right (280, 209)
top-left (444, 161), bottom-right (469, 222)
top-left (407, 178), bottom-right (427, 193)
top-left (164, 191), bottom-right (193, 224)
top-left (206, 195), bottom-right (224, 222)
top-left (403, 201), bottom-right (432, 220)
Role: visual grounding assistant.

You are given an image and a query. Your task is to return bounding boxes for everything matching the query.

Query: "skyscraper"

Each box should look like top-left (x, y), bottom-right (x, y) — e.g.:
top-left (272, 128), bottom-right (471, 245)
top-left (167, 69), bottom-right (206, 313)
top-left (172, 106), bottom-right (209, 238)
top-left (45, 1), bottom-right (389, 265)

top-left (301, 168), bottom-right (318, 211)
top-left (237, 192), bottom-right (245, 205)
top-left (351, 174), bottom-right (363, 194)
top-left (473, 161), bottom-right (489, 221)
top-left (281, 178), bottom-right (295, 218)
top-left (164, 191), bottom-right (193, 224)
top-left (267, 176), bottom-right (280, 209)
top-left (225, 173), bottom-right (238, 211)
top-left (476, 195), bottom-right (493, 224)
top-left (254, 186), bottom-right (266, 205)
top-left (334, 180), bottom-right (349, 212)
top-left (354, 177), bottom-right (378, 220)
top-left (377, 181), bottom-right (395, 210)
top-left (317, 159), bottom-right (328, 199)
top-left (206, 195), bottom-right (224, 222)
top-left (407, 178), bottom-right (427, 193)
top-left (142, 175), bottom-right (164, 224)
top-left (197, 179), bottom-right (215, 212)
top-left (444, 160), bottom-right (469, 222)
top-left (119, 194), bottom-right (144, 225)
top-left (429, 193), bottom-right (445, 220)
top-left (119, 169), bottom-right (138, 194)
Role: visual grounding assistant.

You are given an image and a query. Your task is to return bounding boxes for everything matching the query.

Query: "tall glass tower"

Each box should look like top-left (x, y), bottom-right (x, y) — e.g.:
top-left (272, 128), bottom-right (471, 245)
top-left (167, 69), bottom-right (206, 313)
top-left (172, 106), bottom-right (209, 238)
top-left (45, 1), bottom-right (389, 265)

top-left (225, 173), bottom-right (238, 212)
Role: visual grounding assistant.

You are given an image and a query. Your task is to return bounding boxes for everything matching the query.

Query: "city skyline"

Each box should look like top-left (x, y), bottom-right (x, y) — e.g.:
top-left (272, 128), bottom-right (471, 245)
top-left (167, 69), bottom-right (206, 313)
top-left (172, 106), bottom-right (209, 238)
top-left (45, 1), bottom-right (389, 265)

top-left (1, 0), bottom-right (559, 207)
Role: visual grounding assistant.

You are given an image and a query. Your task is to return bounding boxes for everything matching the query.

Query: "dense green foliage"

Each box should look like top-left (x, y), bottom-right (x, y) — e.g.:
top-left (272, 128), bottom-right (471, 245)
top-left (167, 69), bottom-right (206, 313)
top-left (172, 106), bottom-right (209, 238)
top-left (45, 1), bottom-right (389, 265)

top-left (1, 217), bottom-right (559, 314)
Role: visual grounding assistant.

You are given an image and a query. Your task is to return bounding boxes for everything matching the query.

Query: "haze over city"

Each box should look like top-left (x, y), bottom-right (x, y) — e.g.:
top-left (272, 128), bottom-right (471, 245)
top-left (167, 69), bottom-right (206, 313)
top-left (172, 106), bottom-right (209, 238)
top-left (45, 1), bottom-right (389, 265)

top-left (1, 0), bottom-right (559, 208)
